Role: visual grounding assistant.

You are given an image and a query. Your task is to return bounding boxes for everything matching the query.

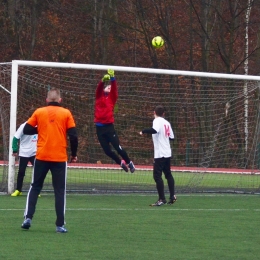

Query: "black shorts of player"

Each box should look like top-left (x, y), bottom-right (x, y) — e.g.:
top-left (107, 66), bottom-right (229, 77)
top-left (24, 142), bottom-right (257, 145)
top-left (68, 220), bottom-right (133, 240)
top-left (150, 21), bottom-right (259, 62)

top-left (153, 157), bottom-right (172, 179)
top-left (96, 123), bottom-right (120, 149)
top-left (96, 124), bottom-right (130, 164)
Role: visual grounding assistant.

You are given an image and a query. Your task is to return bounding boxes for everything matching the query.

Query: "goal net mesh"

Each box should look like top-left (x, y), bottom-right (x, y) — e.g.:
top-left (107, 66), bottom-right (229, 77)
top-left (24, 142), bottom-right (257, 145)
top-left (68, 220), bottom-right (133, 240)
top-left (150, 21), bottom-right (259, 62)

top-left (1, 62), bottom-right (260, 194)
top-left (0, 63), bottom-right (11, 192)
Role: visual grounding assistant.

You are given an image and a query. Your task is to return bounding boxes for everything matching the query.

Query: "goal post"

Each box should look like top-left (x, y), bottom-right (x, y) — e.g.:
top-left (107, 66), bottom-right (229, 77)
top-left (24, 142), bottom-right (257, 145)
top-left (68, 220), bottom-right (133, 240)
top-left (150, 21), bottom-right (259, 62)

top-left (1, 60), bottom-right (260, 194)
top-left (8, 61), bottom-right (18, 194)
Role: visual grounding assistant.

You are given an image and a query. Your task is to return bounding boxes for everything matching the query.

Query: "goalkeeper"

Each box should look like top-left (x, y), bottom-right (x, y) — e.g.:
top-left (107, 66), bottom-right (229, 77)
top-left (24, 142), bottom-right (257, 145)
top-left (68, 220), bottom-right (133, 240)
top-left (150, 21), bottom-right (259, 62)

top-left (94, 69), bottom-right (135, 173)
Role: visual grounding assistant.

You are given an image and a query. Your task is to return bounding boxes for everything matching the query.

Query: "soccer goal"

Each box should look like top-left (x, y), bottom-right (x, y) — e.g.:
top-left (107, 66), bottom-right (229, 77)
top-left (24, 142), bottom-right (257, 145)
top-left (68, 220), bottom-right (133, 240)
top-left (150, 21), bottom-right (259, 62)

top-left (1, 60), bottom-right (260, 195)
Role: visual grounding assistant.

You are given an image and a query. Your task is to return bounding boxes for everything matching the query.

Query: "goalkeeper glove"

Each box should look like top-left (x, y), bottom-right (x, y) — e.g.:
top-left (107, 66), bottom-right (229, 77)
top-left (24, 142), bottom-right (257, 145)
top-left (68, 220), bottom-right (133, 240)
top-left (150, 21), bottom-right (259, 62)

top-left (107, 69), bottom-right (115, 77)
top-left (102, 74), bottom-right (110, 82)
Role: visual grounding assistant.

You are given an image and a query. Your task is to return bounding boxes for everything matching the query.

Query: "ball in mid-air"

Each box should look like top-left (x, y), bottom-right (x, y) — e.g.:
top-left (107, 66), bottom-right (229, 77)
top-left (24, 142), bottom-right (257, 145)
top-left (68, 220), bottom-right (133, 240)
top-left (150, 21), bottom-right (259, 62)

top-left (152, 36), bottom-right (164, 48)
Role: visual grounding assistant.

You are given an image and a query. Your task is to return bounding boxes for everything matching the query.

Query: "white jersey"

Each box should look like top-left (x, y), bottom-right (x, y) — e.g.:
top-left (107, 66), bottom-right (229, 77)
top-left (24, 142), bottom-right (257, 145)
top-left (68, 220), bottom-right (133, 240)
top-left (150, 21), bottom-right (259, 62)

top-left (14, 122), bottom-right (37, 157)
top-left (152, 117), bottom-right (174, 159)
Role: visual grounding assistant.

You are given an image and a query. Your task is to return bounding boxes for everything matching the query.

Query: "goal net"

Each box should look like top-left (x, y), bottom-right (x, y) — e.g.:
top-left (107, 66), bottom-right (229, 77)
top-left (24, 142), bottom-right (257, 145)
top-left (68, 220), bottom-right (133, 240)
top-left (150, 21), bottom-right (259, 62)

top-left (1, 60), bottom-right (260, 194)
top-left (0, 62), bottom-right (12, 193)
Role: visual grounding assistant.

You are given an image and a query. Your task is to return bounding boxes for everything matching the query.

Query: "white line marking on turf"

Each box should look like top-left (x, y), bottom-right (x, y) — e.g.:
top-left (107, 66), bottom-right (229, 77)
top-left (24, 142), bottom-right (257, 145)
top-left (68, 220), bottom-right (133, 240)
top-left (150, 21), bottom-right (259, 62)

top-left (1, 193), bottom-right (259, 197)
top-left (1, 208), bottom-right (260, 211)
top-left (69, 208), bottom-right (260, 211)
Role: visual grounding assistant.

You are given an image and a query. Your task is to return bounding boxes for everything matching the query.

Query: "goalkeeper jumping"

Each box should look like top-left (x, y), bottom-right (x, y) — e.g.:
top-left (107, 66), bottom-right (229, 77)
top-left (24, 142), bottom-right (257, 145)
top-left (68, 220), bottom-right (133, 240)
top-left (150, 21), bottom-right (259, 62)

top-left (94, 69), bottom-right (135, 173)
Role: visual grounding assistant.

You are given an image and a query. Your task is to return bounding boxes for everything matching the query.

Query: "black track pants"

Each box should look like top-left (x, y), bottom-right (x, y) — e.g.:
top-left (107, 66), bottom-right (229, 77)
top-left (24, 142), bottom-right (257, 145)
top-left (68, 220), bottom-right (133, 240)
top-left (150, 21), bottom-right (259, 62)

top-left (153, 157), bottom-right (175, 200)
top-left (96, 124), bottom-right (130, 164)
top-left (24, 159), bottom-right (67, 227)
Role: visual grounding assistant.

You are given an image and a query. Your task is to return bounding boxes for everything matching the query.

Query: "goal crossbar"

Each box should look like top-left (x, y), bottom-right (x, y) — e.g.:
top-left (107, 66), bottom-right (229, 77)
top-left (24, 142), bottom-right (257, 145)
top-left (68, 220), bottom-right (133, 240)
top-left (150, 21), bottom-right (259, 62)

top-left (13, 60), bottom-right (260, 80)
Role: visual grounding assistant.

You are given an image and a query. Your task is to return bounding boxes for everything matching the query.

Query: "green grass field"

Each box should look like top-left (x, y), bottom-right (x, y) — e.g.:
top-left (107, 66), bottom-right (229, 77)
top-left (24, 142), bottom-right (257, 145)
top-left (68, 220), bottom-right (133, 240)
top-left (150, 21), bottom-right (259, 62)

top-left (1, 194), bottom-right (260, 260)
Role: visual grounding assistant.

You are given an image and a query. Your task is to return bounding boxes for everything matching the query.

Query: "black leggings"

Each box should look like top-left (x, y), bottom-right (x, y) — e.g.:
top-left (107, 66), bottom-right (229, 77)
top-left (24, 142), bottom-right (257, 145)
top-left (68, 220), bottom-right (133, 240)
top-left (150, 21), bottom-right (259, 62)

top-left (25, 159), bottom-right (67, 226)
top-left (16, 156), bottom-right (35, 191)
top-left (153, 157), bottom-right (175, 200)
top-left (96, 124), bottom-right (130, 165)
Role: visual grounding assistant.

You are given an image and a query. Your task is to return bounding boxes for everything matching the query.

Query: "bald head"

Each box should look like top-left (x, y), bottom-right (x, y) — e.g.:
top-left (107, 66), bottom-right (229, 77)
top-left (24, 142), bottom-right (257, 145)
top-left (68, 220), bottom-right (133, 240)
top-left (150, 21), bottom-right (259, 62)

top-left (46, 88), bottom-right (61, 103)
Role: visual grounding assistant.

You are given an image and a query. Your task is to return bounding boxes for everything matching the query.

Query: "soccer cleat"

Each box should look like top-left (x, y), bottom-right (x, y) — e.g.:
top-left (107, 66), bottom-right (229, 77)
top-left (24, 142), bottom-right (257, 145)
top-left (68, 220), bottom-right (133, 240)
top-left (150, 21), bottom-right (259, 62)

top-left (120, 160), bottom-right (128, 172)
top-left (167, 195), bottom-right (177, 205)
top-left (11, 190), bottom-right (22, 196)
top-left (150, 199), bottom-right (167, 206)
top-left (21, 218), bottom-right (31, 230)
top-left (56, 225), bottom-right (68, 233)
top-left (128, 161), bottom-right (135, 173)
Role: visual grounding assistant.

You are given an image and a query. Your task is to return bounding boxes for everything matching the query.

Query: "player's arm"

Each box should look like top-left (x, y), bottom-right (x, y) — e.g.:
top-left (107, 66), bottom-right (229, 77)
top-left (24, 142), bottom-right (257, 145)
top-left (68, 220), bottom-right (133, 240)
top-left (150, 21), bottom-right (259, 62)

top-left (95, 80), bottom-right (105, 98)
top-left (139, 128), bottom-right (157, 135)
top-left (67, 127), bottom-right (78, 162)
top-left (12, 137), bottom-right (19, 155)
top-left (108, 69), bottom-right (118, 103)
top-left (96, 71), bottom-right (112, 98)
top-left (110, 79), bottom-right (118, 104)
top-left (169, 125), bottom-right (174, 140)
top-left (23, 123), bottom-right (38, 135)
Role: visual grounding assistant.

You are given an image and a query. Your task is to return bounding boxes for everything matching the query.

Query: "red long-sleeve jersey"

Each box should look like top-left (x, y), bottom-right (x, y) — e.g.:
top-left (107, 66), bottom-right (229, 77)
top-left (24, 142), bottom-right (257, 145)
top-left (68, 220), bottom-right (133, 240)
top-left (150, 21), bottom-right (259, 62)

top-left (94, 79), bottom-right (118, 124)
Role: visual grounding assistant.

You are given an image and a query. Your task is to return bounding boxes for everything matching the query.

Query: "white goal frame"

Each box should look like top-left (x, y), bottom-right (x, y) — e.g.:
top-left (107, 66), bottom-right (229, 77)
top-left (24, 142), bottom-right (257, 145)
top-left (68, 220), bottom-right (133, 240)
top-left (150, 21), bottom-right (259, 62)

top-left (8, 60), bottom-right (260, 194)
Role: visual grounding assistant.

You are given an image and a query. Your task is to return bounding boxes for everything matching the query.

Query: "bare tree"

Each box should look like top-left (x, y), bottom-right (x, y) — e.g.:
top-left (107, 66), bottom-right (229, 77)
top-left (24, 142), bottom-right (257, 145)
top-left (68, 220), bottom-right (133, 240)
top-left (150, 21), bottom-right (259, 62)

top-left (243, 0), bottom-right (253, 157)
top-left (5, 0), bottom-right (47, 59)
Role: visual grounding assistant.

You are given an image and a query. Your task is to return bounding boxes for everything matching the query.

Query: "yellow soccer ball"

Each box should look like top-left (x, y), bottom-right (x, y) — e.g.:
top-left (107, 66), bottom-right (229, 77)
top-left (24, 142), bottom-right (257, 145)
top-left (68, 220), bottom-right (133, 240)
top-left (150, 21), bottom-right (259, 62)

top-left (152, 36), bottom-right (164, 48)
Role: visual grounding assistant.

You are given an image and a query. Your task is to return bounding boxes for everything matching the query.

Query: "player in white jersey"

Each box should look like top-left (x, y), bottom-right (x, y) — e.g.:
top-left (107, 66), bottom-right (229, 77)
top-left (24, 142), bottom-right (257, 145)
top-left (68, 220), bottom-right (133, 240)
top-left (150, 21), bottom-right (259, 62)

top-left (11, 122), bottom-right (38, 196)
top-left (140, 105), bottom-right (177, 206)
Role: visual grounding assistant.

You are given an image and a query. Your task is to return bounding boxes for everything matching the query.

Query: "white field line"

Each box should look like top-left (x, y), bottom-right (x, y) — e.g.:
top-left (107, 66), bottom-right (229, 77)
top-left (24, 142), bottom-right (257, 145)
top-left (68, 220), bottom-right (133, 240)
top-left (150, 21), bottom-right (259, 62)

top-left (0, 193), bottom-right (259, 197)
top-left (1, 208), bottom-right (260, 211)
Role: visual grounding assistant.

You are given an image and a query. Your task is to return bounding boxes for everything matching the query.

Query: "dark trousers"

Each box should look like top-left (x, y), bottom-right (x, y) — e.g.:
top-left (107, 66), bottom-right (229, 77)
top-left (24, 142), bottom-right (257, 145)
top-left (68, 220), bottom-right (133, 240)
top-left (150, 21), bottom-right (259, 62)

top-left (96, 124), bottom-right (130, 165)
top-left (24, 159), bottom-right (67, 227)
top-left (153, 157), bottom-right (175, 201)
top-left (16, 156), bottom-right (35, 192)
